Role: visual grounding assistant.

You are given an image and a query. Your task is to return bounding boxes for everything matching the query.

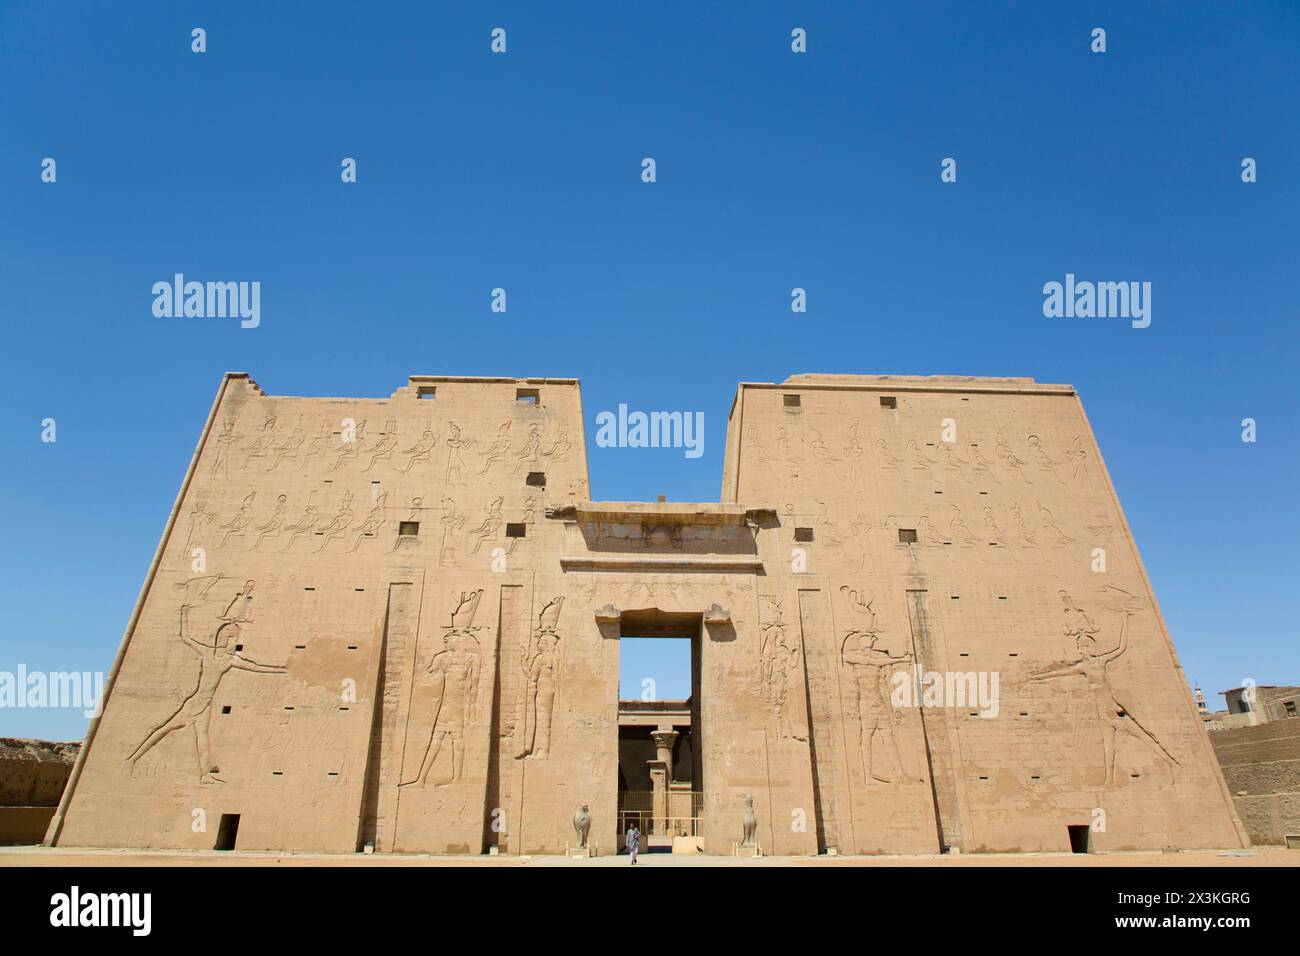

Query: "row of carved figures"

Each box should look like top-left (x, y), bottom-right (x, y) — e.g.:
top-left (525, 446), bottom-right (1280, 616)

top-left (210, 414), bottom-right (572, 481)
top-left (784, 500), bottom-right (1116, 572)
top-left (184, 491), bottom-right (537, 563)
top-left (757, 586), bottom-right (1177, 789)
top-left (754, 424), bottom-right (1092, 489)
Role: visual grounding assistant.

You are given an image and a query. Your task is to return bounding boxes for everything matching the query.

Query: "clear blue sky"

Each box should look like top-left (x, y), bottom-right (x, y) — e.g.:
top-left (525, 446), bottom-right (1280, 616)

top-left (2, 2), bottom-right (1296, 739)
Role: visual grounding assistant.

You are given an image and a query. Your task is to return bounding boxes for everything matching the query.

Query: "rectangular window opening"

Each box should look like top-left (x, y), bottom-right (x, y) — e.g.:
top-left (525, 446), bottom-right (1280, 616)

top-left (794, 527), bottom-right (814, 542)
top-left (784, 394), bottom-right (801, 408)
top-left (417, 386), bottom-right (436, 400)
top-left (516, 388), bottom-right (540, 405)
top-left (898, 528), bottom-right (918, 544)
top-left (399, 521), bottom-right (419, 536)
top-left (526, 472), bottom-right (546, 487)
top-left (880, 396), bottom-right (897, 409)
top-left (506, 523), bottom-right (526, 538)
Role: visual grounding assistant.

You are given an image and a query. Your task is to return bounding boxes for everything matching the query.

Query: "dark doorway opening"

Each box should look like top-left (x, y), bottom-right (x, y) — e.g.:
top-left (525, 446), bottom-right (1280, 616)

top-left (1067, 824), bottom-right (1091, 853)
top-left (214, 813), bottom-right (241, 850)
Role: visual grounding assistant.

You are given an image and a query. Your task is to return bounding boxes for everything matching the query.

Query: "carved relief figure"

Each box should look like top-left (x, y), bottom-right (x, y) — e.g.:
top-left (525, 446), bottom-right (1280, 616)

top-left (967, 442), bottom-right (999, 483)
top-left (510, 423), bottom-right (542, 474)
top-left (995, 431), bottom-right (1029, 482)
top-left (280, 493), bottom-right (320, 552)
top-left (840, 587), bottom-right (912, 785)
top-left (184, 497), bottom-right (215, 551)
top-left (518, 597), bottom-right (563, 760)
top-left (127, 579), bottom-right (285, 782)
top-left (241, 415), bottom-right (276, 470)
top-left (362, 421), bottom-right (399, 472)
top-left (329, 419), bottom-right (366, 471)
top-left (842, 423), bottom-right (865, 490)
top-left (267, 425), bottom-right (305, 472)
top-left (314, 493), bottom-right (354, 552)
top-left (211, 419), bottom-right (237, 477)
top-left (438, 497), bottom-right (466, 566)
top-left (444, 422), bottom-right (472, 485)
top-left (477, 422), bottom-right (512, 476)
top-left (1029, 589), bottom-right (1179, 785)
top-left (542, 425), bottom-right (572, 464)
top-left (402, 590), bottom-right (484, 788)
top-left (759, 595), bottom-right (805, 742)
top-left (400, 423), bottom-right (437, 474)
top-left (348, 493), bottom-right (386, 552)
top-left (217, 493), bottom-right (256, 549)
top-left (251, 494), bottom-right (289, 550)
top-left (467, 496), bottom-right (505, 554)
top-left (298, 421), bottom-right (330, 472)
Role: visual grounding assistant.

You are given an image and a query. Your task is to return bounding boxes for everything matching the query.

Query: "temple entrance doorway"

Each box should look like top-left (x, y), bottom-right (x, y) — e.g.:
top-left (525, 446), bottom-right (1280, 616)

top-left (615, 610), bottom-right (703, 853)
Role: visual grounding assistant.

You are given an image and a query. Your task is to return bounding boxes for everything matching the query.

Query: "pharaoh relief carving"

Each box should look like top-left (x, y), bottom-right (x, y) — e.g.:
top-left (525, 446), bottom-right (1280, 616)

top-left (401, 590), bottom-right (484, 788)
top-left (438, 497), bottom-right (466, 567)
top-left (856, 430), bottom-right (1089, 489)
top-left (759, 594), bottom-right (805, 742)
top-left (127, 577), bottom-right (286, 783)
top-left (211, 418), bottom-right (237, 477)
top-left (517, 597), bottom-right (564, 760)
top-left (444, 422), bottom-right (472, 485)
top-left (839, 587), bottom-right (914, 786)
top-left (1029, 588), bottom-right (1179, 785)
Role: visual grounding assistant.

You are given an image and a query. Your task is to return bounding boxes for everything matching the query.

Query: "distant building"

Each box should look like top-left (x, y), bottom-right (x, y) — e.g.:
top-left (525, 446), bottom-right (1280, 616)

top-left (1202, 683), bottom-right (1300, 847)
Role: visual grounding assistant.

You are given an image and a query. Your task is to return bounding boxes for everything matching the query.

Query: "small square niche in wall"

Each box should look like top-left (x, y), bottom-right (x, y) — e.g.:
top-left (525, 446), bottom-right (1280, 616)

top-left (898, 528), bottom-right (918, 543)
top-left (416, 386), bottom-right (436, 399)
top-left (516, 388), bottom-right (540, 405)
top-left (784, 394), bottom-right (801, 409)
top-left (399, 521), bottom-right (419, 536)
top-left (880, 396), bottom-right (897, 409)
top-left (794, 527), bottom-right (814, 542)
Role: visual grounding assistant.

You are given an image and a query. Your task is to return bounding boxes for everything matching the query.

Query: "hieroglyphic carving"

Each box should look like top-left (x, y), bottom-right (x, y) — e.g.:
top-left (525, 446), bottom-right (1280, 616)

top-left (1030, 588), bottom-right (1179, 784)
top-left (127, 577), bottom-right (285, 783)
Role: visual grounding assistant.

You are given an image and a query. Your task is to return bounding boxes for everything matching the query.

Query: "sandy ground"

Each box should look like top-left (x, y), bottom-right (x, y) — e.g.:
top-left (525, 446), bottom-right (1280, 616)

top-left (0, 844), bottom-right (1295, 867)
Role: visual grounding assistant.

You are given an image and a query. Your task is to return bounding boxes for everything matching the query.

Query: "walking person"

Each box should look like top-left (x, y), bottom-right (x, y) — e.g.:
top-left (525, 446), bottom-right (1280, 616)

top-left (625, 821), bottom-right (640, 864)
